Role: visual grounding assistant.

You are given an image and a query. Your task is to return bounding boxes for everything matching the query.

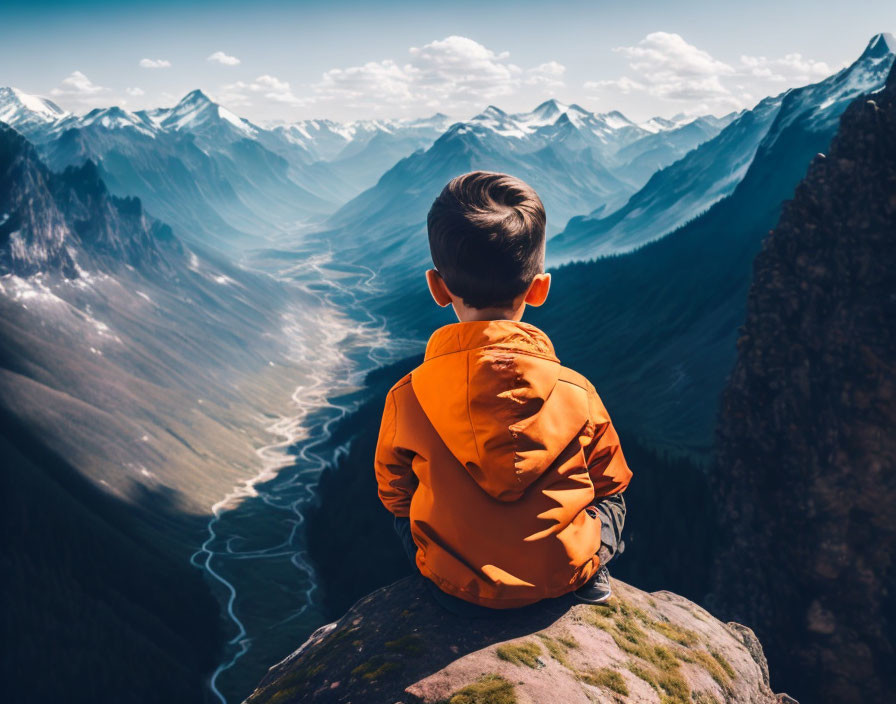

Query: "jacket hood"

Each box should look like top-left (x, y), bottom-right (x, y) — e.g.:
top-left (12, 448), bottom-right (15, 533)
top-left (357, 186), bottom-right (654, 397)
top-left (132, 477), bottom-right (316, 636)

top-left (411, 319), bottom-right (588, 501)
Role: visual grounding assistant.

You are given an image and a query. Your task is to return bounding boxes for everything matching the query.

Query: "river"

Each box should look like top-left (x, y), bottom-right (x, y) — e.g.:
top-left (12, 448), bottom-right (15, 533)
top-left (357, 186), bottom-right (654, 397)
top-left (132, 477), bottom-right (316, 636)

top-left (190, 250), bottom-right (423, 703)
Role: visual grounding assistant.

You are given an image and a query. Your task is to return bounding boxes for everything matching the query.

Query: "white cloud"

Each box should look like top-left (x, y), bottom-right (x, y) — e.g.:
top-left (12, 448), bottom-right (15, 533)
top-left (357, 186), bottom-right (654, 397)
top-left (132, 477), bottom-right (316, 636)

top-left (51, 71), bottom-right (106, 97)
top-left (139, 58), bottom-right (171, 69)
top-left (606, 32), bottom-right (736, 103)
top-left (49, 71), bottom-right (115, 109)
top-left (307, 35), bottom-right (565, 112)
top-left (525, 61), bottom-right (566, 89)
top-left (126, 87), bottom-right (145, 97)
top-left (208, 51), bottom-right (241, 66)
top-left (739, 53), bottom-right (831, 83)
top-left (585, 32), bottom-right (834, 115)
top-left (219, 74), bottom-right (307, 107)
top-left (619, 32), bottom-right (735, 80)
top-left (584, 76), bottom-right (646, 95)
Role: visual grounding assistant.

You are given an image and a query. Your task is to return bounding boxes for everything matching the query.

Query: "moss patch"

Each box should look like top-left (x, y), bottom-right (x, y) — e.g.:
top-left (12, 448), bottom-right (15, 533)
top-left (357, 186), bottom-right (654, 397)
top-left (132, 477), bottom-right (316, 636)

top-left (693, 692), bottom-right (723, 704)
top-left (384, 633), bottom-right (425, 657)
top-left (625, 663), bottom-right (690, 704)
top-left (536, 633), bottom-right (578, 669)
top-left (577, 667), bottom-right (629, 695)
top-left (651, 619), bottom-right (700, 646)
top-left (709, 648), bottom-right (736, 680)
top-left (322, 625), bottom-right (361, 652)
top-left (446, 674), bottom-right (517, 704)
top-left (254, 662), bottom-right (324, 703)
top-left (351, 655), bottom-right (402, 681)
top-left (579, 594), bottom-right (741, 704)
top-left (495, 640), bottom-right (543, 668)
top-left (675, 647), bottom-right (735, 693)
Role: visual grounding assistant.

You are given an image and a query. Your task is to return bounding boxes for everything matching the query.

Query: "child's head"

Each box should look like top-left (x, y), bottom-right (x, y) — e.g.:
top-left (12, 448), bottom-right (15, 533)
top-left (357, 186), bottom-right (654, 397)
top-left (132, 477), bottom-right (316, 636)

top-left (425, 171), bottom-right (550, 321)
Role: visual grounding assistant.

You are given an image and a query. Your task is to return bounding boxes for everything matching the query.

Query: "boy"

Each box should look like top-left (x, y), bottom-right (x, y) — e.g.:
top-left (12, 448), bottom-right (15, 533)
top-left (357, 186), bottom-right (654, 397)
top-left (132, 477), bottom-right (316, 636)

top-left (374, 171), bottom-right (632, 614)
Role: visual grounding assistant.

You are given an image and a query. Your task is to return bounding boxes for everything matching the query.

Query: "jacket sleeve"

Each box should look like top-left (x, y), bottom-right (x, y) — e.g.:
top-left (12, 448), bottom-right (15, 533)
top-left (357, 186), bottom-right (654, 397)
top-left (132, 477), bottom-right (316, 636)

top-left (583, 384), bottom-right (633, 498)
top-left (374, 389), bottom-right (417, 517)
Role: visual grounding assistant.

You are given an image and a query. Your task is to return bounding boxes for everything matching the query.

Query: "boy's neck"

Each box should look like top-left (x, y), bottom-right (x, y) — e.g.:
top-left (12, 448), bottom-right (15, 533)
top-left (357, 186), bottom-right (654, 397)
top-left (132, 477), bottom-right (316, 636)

top-left (452, 301), bottom-right (527, 322)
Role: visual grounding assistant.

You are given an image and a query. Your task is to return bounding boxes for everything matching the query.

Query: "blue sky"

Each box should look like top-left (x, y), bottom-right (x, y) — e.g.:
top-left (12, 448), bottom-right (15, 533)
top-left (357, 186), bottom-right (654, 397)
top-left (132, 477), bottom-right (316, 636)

top-left (2, 0), bottom-right (894, 123)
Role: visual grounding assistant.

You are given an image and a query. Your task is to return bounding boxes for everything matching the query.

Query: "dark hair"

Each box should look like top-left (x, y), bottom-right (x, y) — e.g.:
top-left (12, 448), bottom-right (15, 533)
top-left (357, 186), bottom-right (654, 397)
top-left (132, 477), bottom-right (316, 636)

top-left (426, 171), bottom-right (546, 309)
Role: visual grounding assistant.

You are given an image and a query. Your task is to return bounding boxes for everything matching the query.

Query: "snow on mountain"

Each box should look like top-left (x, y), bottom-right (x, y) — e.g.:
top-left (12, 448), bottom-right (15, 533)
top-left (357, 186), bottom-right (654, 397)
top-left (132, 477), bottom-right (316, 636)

top-left (548, 32), bottom-right (896, 263)
top-left (0, 83), bottom-right (728, 258)
top-left (150, 89), bottom-right (259, 140)
top-left (774, 31), bottom-right (896, 135)
top-left (638, 113), bottom-right (704, 133)
top-left (267, 112), bottom-right (453, 162)
top-left (0, 87), bottom-right (69, 138)
top-left (0, 87), bottom-right (67, 124)
top-left (68, 106), bottom-right (159, 137)
top-left (465, 100), bottom-right (644, 144)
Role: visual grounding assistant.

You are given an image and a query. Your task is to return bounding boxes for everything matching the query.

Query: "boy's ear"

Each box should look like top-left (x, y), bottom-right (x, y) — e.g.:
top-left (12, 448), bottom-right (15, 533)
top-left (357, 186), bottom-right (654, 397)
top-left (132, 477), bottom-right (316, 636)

top-left (523, 273), bottom-right (551, 307)
top-left (426, 269), bottom-right (453, 307)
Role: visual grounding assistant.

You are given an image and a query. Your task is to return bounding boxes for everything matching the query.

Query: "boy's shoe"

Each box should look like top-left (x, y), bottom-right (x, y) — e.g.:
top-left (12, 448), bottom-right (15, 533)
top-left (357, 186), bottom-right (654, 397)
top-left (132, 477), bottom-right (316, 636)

top-left (574, 565), bottom-right (612, 604)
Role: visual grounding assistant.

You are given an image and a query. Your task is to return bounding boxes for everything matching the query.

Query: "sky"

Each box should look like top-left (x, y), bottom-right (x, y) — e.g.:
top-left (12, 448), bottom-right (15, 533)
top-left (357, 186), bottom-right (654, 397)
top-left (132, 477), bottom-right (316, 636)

top-left (1, 0), bottom-right (894, 124)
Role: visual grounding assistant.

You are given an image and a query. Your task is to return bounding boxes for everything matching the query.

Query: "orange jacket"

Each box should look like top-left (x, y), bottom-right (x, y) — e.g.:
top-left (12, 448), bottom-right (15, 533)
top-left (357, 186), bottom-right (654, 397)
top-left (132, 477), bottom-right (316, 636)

top-left (374, 319), bottom-right (632, 608)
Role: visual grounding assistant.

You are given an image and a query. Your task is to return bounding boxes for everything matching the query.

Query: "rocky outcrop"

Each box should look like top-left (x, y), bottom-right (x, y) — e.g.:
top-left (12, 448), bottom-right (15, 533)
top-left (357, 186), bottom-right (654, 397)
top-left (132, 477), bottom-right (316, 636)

top-left (0, 121), bottom-right (183, 277)
top-left (711, 62), bottom-right (896, 702)
top-left (245, 575), bottom-right (787, 704)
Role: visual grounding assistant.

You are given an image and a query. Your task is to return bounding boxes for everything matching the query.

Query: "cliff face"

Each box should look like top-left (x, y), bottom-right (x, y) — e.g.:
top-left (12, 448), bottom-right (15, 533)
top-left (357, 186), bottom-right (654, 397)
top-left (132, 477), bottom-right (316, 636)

top-left (0, 122), bottom-right (182, 277)
top-left (246, 576), bottom-right (787, 704)
top-left (712, 64), bottom-right (896, 702)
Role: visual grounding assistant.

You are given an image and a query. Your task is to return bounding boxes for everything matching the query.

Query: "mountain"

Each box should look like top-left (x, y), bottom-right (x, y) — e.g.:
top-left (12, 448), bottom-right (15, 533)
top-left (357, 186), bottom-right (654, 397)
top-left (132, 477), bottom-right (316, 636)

top-left (2, 117), bottom-right (430, 702)
top-left (0, 119), bottom-right (320, 511)
top-left (548, 33), bottom-right (896, 262)
top-left (0, 89), bottom-right (454, 251)
top-left (297, 99), bottom-right (729, 301)
top-left (0, 87), bottom-right (726, 259)
top-left (150, 88), bottom-right (260, 141)
top-left (0, 121), bottom-right (354, 702)
top-left (0, 86), bottom-right (68, 135)
top-left (712, 57), bottom-right (896, 703)
top-left (295, 112), bottom-right (456, 194)
top-left (46, 91), bottom-right (339, 249)
top-left (0, 89), bottom-right (349, 249)
top-left (0, 123), bottom-right (181, 276)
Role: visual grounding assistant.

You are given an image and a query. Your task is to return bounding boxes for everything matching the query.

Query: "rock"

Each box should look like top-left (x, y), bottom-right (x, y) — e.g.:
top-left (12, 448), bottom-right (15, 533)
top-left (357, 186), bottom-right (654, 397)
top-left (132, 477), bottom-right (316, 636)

top-left (244, 575), bottom-right (788, 703)
top-left (711, 60), bottom-right (896, 702)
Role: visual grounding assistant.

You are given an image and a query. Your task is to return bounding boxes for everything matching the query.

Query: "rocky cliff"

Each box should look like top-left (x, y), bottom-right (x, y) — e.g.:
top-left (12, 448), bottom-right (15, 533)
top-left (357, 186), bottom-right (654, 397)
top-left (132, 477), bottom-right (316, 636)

top-left (0, 121), bottom-right (183, 277)
top-left (711, 63), bottom-right (896, 702)
top-left (245, 575), bottom-right (790, 704)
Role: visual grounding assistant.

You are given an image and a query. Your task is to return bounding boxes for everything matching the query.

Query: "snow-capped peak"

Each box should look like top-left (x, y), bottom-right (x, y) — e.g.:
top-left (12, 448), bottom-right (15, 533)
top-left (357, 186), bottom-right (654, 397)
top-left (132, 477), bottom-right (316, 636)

top-left (532, 98), bottom-right (569, 119)
top-left (78, 106), bottom-right (157, 136)
top-left (599, 110), bottom-right (637, 130)
top-left (157, 89), bottom-right (258, 138)
top-left (861, 32), bottom-right (896, 60)
top-left (398, 112), bottom-right (454, 130)
top-left (0, 86), bottom-right (68, 126)
top-left (638, 113), bottom-right (697, 133)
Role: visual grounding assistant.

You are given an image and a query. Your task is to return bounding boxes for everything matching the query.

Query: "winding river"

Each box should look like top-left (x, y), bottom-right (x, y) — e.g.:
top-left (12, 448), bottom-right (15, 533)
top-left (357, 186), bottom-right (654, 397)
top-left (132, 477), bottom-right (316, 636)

top-left (190, 251), bottom-right (422, 703)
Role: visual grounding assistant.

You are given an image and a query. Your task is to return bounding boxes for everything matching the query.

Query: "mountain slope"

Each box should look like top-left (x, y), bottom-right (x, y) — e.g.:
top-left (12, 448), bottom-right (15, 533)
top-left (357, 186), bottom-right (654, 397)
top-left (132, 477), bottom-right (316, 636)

top-left (548, 33), bottom-right (896, 262)
top-left (39, 91), bottom-right (338, 250)
top-left (712, 59), bottom-right (896, 703)
top-left (1, 412), bottom-right (223, 704)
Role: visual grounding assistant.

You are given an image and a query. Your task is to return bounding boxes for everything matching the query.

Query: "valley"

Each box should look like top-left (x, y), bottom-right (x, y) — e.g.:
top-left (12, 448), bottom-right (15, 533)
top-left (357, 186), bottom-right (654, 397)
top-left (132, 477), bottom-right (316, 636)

top-left (1, 32), bottom-right (893, 704)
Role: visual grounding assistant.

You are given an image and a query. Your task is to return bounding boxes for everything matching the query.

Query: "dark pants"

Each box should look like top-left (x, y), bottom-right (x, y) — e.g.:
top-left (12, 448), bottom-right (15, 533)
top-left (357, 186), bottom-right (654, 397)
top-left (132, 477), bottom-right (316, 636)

top-left (392, 492), bottom-right (626, 617)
